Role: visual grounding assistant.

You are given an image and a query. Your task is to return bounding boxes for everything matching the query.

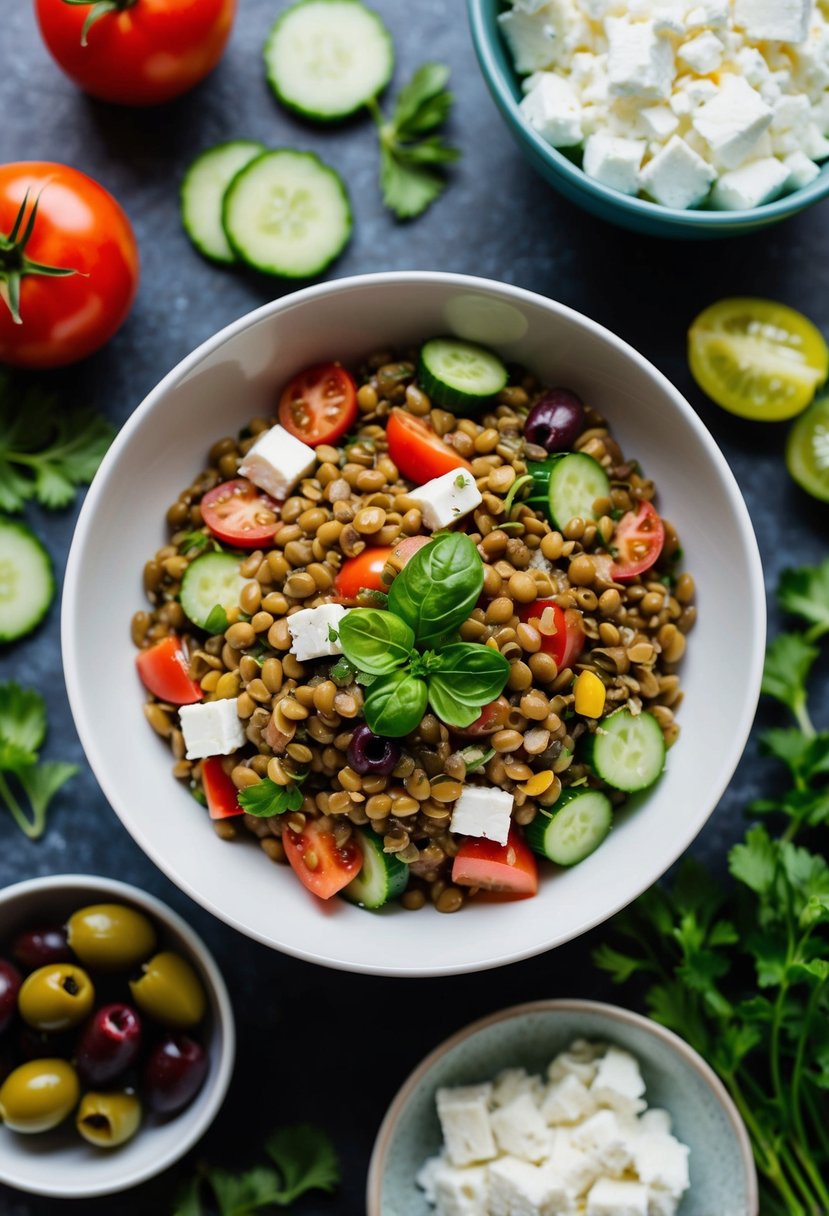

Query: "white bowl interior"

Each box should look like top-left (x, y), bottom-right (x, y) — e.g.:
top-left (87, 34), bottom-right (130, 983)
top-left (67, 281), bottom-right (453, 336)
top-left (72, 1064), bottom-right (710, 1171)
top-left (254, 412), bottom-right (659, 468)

top-left (63, 273), bottom-right (765, 976)
top-left (0, 876), bottom-right (234, 1198)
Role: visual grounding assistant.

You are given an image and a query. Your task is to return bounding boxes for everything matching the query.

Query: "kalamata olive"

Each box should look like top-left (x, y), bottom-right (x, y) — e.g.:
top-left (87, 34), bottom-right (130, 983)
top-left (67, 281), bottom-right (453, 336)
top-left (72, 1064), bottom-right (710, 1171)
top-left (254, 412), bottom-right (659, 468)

top-left (17, 1026), bottom-right (73, 1062)
top-left (143, 1034), bottom-right (208, 1115)
top-left (18, 964), bottom-right (95, 1032)
top-left (12, 925), bottom-right (72, 972)
top-left (75, 1003), bottom-right (143, 1086)
top-left (129, 952), bottom-right (206, 1029)
top-left (76, 1090), bottom-right (141, 1148)
top-left (0, 1058), bottom-right (80, 1133)
top-left (347, 723), bottom-right (401, 775)
top-left (0, 960), bottom-right (21, 1035)
top-left (524, 389), bottom-right (585, 452)
top-left (66, 903), bottom-right (157, 971)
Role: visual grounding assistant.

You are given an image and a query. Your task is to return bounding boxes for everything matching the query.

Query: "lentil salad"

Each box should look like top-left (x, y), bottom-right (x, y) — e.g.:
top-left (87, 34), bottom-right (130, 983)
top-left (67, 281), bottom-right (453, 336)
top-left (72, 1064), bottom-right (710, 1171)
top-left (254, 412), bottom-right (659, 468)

top-left (131, 341), bottom-right (695, 914)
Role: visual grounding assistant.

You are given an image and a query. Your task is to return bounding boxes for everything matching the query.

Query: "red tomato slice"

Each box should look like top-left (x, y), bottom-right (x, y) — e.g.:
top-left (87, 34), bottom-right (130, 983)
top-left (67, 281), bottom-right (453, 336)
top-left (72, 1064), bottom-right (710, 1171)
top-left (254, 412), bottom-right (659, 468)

top-left (136, 635), bottom-right (202, 705)
top-left (610, 501), bottom-right (665, 581)
top-left (200, 479), bottom-right (282, 549)
top-left (283, 819), bottom-right (363, 900)
top-left (518, 600), bottom-right (585, 670)
top-left (452, 829), bottom-right (538, 898)
top-left (278, 362), bottom-right (358, 447)
top-left (451, 696), bottom-right (511, 739)
top-left (386, 408), bottom-right (472, 485)
top-left (201, 757), bottom-right (243, 820)
top-left (334, 547), bottom-right (394, 599)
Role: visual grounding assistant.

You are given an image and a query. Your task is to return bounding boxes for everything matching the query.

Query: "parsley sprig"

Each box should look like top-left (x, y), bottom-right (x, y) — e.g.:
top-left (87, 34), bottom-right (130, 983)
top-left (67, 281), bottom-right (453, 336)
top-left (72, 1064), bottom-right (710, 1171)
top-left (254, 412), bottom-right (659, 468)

top-left (595, 560), bottom-right (829, 1215)
top-left (0, 682), bottom-right (78, 839)
top-left (237, 776), bottom-right (305, 818)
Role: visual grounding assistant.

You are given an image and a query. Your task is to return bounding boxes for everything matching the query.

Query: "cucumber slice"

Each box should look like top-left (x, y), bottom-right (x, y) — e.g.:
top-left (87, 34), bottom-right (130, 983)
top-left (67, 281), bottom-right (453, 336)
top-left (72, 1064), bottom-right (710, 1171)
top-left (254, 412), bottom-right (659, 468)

top-left (0, 520), bottom-right (54, 643)
top-left (584, 708), bottom-right (666, 793)
top-left (342, 827), bottom-right (409, 908)
top-left (264, 0), bottom-right (394, 121)
top-left (418, 338), bottom-right (509, 412)
top-left (222, 150), bottom-right (352, 279)
top-left (526, 788), bottom-right (613, 866)
top-left (181, 140), bottom-right (266, 264)
top-left (528, 453), bottom-right (610, 531)
top-left (180, 552), bottom-right (247, 632)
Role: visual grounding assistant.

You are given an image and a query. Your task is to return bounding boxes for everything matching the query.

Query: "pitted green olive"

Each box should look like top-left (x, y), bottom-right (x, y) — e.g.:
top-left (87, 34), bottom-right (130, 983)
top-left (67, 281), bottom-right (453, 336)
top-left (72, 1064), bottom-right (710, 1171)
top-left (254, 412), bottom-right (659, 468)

top-left (0, 1059), bottom-right (80, 1133)
top-left (128, 952), bottom-right (206, 1029)
top-left (66, 903), bottom-right (157, 971)
top-left (18, 964), bottom-right (95, 1032)
top-left (76, 1090), bottom-right (142, 1148)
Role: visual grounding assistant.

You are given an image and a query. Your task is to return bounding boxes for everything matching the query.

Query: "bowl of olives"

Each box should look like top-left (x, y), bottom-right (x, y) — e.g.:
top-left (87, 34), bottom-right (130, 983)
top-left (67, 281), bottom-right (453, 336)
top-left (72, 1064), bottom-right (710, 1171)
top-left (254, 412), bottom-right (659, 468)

top-left (0, 875), bottom-right (234, 1198)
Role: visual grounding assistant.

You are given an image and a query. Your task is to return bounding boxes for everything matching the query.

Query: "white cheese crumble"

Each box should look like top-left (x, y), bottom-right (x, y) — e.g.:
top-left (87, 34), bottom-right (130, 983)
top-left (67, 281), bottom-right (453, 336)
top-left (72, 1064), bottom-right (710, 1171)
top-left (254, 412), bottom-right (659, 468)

top-left (286, 603), bottom-right (350, 662)
top-left (502, 0), bottom-right (829, 209)
top-left (179, 697), bottom-right (246, 760)
top-left (418, 1039), bottom-right (691, 1216)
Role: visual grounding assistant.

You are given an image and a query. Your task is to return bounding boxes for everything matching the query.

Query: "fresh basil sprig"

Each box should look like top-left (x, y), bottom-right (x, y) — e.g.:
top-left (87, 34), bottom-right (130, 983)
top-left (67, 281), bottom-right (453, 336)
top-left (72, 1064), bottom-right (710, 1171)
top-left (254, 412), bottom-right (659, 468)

top-left (388, 532), bottom-right (484, 648)
top-left (338, 609), bottom-right (415, 675)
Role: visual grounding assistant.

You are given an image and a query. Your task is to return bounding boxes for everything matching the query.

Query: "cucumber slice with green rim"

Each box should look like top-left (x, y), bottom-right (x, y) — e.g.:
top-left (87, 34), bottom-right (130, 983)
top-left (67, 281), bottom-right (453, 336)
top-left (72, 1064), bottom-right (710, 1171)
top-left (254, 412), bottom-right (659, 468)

top-left (526, 788), bottom-right (613, 866)
top-left (222, 150), bottom-right (352, 279)
top-left (264, 0), bottom-right (394, 121)
top-left (418, 338), bottom-right (509, 412)
top-left (0, 520), bottom-right (54, 643)
top-left (181, 140), bottom-right (266, 264)
top-left (584, 708), bottom-right (666, 793)
top-left (180, 552), bottom-right (247, 632)
top-left (528, 453), bottom-right (610, 531)
top-left (342, 828), bottom-right (409, 908)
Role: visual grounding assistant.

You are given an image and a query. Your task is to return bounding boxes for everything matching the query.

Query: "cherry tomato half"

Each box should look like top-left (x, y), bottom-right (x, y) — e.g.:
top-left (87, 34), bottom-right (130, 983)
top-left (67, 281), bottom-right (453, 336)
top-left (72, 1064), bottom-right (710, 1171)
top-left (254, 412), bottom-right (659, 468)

top-left (451, 696), bottom-right (511, 739)
top-left (0, 163), bottom-right (139, 369)
top-left (283, 819), bottom-right (362, 900)
top-left (278, 362), bottom-right (358, 447)
top-left (200, 479), bottom-right (282, 549)
top-left (136, 635), bottom-right (202, 705)
top-left (201, 757), bottom-right (242, 820)
top-left (34, 0), bottom-right (236, 107)
top-left (518, 600), bottom-right (585, 671)
top-left (452, 828), bottom-right (538, 898)
top-left (385, 408), bottom-right (472, 485)
top-left (334, 547), bottom-right (394, 599)
top-left (610, 502), bottom-right (665, 581)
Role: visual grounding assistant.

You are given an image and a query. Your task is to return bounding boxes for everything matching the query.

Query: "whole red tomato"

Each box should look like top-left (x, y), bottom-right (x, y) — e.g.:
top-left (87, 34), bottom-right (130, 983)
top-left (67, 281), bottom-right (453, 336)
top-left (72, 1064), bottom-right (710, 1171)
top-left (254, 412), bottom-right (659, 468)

top-left (35, 0), bottom-right (236, 107)
top-left (0, 163), bottom-right (139, 369)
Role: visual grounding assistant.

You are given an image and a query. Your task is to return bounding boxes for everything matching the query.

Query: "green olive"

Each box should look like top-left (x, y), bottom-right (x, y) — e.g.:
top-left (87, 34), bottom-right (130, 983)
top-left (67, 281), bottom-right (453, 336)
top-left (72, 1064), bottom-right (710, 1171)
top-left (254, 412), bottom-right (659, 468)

top-left (76, 1090), bottom-right (142, 1148)
top-left (18, 964), bottom-right (95, 1032)
top-left (66, 903), bottom-right (157, 971)
top-left (0, 1059), bottom-right (80, 1133)
top-left (128, 951), bottom-right (206, 1029)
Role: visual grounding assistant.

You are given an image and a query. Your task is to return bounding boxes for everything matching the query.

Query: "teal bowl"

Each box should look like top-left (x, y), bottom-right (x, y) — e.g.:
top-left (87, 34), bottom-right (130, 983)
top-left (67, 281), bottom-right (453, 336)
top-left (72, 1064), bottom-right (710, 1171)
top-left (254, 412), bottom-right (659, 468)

top-left (367, 999), bottom-right (759, 1215)
top-left (467, 0), bottom-right (829, 239)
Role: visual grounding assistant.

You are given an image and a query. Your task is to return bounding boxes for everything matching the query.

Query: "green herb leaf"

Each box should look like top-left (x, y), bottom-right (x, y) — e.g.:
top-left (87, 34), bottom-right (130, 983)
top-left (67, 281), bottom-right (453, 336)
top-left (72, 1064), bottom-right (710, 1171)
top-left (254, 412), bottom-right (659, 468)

top-left (363, 670), bottom-right (428, 737)
top-left (172, 1176), bottom-right (204, 1216)
top-left (761, 632), bottom-right (818, 726)
top-left (0, 682), bottom-right (46, 758)
top-left (237, 779), bottom-right (302, 818)
top-left (459, 744), bottom-right (495, 773)
top-left (338, 608), bottom-right (415, 675)
top-left (13, 761), bottom-right (78, 839)
top-left (426, 678), bottom-right (483, 728)
top-left (203, 604), bottom-right (230, 635)
top-left (265, 1124), bottom-right (340, 1204)
top-left (428, 643), bottom-right (510, 708)
top-left (388, 533), bottom-right (484, 649)
top-left (391, 62), bottom-right (452, 134)
top-left (729, 825), bottom-right (777, 897)
top-left (372, 62), bottom-right (458, 220)
top-left (778, 558), bottom-right (829, 638)
top-left (207, 1165), bottom-right (283, 1215)
top-left (593, 943), bottom-right (655, 984)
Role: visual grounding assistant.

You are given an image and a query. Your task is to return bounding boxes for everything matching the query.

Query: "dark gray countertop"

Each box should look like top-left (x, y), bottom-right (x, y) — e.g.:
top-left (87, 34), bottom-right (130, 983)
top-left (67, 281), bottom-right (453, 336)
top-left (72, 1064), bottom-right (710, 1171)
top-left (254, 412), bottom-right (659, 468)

top-left (2, 1), bottom-right (828, 1212)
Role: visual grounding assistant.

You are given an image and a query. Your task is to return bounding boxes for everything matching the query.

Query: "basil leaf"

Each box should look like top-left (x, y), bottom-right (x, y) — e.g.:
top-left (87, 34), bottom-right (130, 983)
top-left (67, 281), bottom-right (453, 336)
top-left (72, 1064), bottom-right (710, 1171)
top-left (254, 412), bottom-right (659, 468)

top-left (338, 609), bottom-right (415, 675)
top-left (427, 676), bottom-right (483, 728)
top-left (204, 604), bottom-right (230, 635)
top-left (364, 671), bottom-right (428, 737)
top-left (428, 643), bottom-right (510, 707)
top-left (388, 533), bottom-right (484, 648)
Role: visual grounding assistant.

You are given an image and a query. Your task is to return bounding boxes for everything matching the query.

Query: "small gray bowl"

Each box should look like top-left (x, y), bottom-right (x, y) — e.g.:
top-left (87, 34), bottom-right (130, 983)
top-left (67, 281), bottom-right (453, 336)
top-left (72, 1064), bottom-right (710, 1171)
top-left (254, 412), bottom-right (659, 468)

top-left (367, 999), bottom-right (758, 1216)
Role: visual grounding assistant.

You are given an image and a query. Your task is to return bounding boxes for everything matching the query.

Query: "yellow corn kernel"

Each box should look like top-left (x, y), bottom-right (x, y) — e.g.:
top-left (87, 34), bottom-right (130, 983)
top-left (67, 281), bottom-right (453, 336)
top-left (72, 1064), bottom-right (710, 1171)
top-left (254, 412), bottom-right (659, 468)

top-left (519, 770), bottom-right (555, 797)
top-left (574, 670), bottom-right (606, 718)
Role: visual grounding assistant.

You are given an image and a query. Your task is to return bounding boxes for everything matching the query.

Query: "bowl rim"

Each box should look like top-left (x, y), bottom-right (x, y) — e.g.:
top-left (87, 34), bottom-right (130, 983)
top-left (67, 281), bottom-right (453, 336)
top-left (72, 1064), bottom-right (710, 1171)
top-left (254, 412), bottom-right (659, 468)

top-left (62, 270), bottom-right (766, 974)
top-left (0, 873), bottom-right (235, 1199)
top-left (365, 997), bottom-right (760, 1215)
top-left (466, 0), bottom-right (829, 229)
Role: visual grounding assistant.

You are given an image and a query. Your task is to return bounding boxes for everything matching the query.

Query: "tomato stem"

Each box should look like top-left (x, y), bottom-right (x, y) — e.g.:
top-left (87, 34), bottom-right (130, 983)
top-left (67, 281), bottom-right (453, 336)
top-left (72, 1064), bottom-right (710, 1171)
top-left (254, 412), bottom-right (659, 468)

top-left (0, 189), bottom-right (82, 326)
top-left (61, 0), bottom-right (138, 46)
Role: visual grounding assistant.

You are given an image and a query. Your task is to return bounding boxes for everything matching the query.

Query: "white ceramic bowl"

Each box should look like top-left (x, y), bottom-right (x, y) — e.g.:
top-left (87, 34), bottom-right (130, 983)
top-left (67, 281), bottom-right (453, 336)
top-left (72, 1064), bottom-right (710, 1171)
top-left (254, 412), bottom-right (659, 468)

top-left (0, 875), bottom-right (234, 1198)
top-left (62, 271), bottom-right (766, 976)
top-left (367, 999), bottom-right (759, 1216)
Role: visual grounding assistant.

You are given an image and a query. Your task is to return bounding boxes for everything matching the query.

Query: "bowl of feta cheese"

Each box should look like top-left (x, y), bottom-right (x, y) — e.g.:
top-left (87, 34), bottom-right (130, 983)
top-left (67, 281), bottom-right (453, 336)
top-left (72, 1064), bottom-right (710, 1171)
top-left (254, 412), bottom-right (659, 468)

top-left (367, 999), bottom-right (758, 1216)
top-left (468, 0), bottom-right (829, 237)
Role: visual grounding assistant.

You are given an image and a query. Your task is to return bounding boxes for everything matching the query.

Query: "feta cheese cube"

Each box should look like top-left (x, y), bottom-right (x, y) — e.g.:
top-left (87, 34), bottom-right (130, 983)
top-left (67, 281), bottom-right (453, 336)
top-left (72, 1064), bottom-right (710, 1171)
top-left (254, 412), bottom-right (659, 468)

top-left (734, 0), bottom-right (813, 44)
top-left (436, 1085), bottom-right (497, 1167)
top-left (712, 156), bottom-right (791, 207)
top-left (520, 73), bottom-right (584, 146)
top-left (415, 1154), bottom-right (444, 1204)
top-left (286, 603), bottom-right (349, 662)
top-left (791, 29), bottom-right (829, 95)
top-left (647, 1188), bottom-right (682, 1216)
top-left (639, 134), bottom-right (716, 207)
top-left (632, 1131), bottom-right (690, 1195)
top-left (652, 1), bottom-right (689, 36)
top-left (638, 1107), bottom-right (672, 1136)
top-left (498, 7), bottom-right (558, 73)
top-left (784, 149), bottom-right (821, 187)
top-left (802, 123), bottom-right (829, 160)
top-left (692, 75), bottom-right (773, 168)
top-left (491, 1093), bottom-right (552, 1162)
top-left (488, 1157), bottom-right (571, 1216)
top-left (548, 1039), bottom-right (604, 1085)
top-left (237, 424), bottom-right (315, 501)
top-left (408, 468), bottom-right (482, 532)
top-left (735, 46), bottom-right (770, 87)
top-left (680, 76), bottom-right (719, 108)
top-left (586, 1178), bottom-right (649, 1216)
top-left (606, 18), bottom-right (675, 100)
top-left (492, 1068), bottom-right (545, 1108)
top-left (449, 786), bottom-right (514, 846)
top-left (546, 1132), bottom-right (601, 1196)
top-left (541, 1073), bottom-right (598, 1125)
top-left (685, 0), bottom-right (728, 28)
top-left (591, 1047), bottom-right (647, 1108)
top-left (771, 93), bottom-right (812, 132)
top-left (583, 134), bottom-right (646, 193)
top-left (179, 698), bottom-right (245, 760)
top-left (570, 1109), bottom-right (636, 1173)
top-left (432, 1163), bottom-right (489, 1216)
top-left (677, 30), bottom-right (723, 73)
top-left (640, 105), bottom-right (679, 140)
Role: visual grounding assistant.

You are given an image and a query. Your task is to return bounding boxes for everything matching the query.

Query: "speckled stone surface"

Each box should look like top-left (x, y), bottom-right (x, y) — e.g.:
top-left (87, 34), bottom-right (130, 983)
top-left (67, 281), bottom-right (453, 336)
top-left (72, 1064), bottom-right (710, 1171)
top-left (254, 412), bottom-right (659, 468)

top-left (1, 1), bottom-right (828, 1212)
